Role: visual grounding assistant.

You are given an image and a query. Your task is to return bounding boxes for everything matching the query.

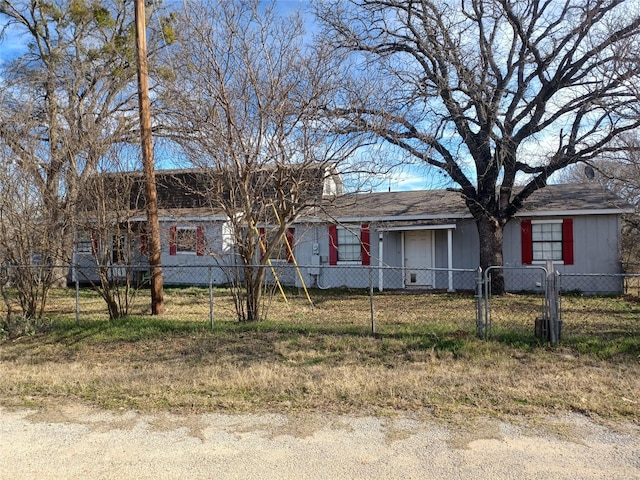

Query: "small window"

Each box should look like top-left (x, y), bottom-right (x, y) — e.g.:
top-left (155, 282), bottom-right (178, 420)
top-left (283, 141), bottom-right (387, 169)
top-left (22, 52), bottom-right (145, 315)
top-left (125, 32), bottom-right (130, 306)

top-left (328, 224), bottom-right (371, 265)
top-left (522, 218), bottom-right (573, 265)
top-left (76, 240), bottom-right (92, 254)
top-left (169, 226), bottom-right (205, 256)
top-left (337, 227), bottom-right (361, 262)
top-left (176, 227), bottom-right (197, 254)
top-left (532, 222), bottom-right (563, 261)
top-left (112, 235), bottom-right (127, 263)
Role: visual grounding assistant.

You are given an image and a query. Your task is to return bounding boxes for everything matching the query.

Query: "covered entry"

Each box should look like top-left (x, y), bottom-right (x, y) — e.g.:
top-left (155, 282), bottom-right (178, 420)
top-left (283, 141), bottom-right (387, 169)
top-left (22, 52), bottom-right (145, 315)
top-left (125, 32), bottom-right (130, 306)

top-left (377, 223), bottom-right (456, 291)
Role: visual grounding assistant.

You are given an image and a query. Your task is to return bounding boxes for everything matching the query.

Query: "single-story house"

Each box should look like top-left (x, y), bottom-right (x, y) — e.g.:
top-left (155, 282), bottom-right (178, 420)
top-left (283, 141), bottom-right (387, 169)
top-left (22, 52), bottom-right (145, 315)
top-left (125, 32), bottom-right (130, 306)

top-left (74, 168), bottom-right (631, 293)
top-left (311, 184), bottom-right (630, 293)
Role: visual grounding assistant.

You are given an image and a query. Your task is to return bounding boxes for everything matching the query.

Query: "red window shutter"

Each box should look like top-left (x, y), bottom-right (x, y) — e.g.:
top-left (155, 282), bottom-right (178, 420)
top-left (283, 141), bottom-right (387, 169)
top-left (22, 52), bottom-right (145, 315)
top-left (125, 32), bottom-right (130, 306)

top-left (562, 218), bottom-right (574, 265)
top-left (328, 225), bottom-right (338, 265)
top-left (169, 226), bottom-right (177, 256)
top-left (521, 220), bottom-right (533, 265)
top-left (196, 226), bottom-right (205, 256)
top-left (286, 228), bottom-right (295, 263)
top-left (140, 233), bottom-right (147, 255)
top-left (259, 227), bottom-right (266, 261)
top-left (361, 224), bottom-right (371, 265)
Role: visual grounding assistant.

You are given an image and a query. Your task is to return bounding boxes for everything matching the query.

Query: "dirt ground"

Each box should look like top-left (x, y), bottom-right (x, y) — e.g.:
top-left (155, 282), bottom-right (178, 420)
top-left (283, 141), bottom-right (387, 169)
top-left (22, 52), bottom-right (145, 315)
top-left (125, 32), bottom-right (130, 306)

top-left (1, 404), bottom-right (639, 479)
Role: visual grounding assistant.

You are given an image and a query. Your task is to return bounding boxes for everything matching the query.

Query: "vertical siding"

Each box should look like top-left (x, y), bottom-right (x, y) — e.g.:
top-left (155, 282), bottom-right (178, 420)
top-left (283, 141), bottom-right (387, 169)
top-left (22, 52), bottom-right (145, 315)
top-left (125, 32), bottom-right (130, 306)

top-left (76, 214), bottom-right (624, 291)
top-left (504, 215), bottom-right (621, 274)
top-left (451, 220), bottom-right (480, 268)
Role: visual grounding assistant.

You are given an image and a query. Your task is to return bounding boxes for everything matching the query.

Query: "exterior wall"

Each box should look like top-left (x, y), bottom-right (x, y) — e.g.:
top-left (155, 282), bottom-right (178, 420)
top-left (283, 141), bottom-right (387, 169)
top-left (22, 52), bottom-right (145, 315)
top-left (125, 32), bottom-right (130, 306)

top-left (503, 214), bottom-right (623, 293)
top-left (503, 215), bottom-right (621, 272)
top-left (75, 213), bottom-right (625, 294)
top-left (450, 220), bottom-right (480, 269)
top-left (160, 221), bottom-right (228, 285)
top-left (434, 225), bottom-right (479, 291)
top-left (313, 224), bottom-right (371, 289)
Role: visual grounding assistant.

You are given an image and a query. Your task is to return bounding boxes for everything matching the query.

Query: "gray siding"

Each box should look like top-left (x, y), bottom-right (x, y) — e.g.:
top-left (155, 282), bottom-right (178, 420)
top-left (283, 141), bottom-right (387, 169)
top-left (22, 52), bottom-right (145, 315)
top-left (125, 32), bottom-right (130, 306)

top-left (503, 215), bottom-right (621, 273)
top-left (75, 213), bottom-right (624, 293)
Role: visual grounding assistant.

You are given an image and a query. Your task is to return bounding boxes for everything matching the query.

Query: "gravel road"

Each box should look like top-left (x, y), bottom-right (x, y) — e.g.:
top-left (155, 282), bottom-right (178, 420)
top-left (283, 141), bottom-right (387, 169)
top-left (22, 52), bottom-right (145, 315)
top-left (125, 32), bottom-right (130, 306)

top-left (1, 404), bottom-right (639, 479)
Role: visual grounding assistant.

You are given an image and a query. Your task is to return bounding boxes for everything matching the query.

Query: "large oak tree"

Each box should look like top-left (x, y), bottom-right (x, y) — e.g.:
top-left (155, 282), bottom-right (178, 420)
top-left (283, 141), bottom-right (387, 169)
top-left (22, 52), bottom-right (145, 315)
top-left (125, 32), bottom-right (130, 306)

top-left (317, 0), bottom-right (640, 292)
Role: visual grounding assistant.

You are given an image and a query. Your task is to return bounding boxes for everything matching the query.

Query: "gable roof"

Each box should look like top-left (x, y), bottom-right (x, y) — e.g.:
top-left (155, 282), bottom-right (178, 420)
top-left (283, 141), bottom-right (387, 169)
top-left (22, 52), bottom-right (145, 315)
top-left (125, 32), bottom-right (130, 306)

top-left (321, 183), bottom-right (631, 222)
top-left (87, 164), bottom-right (342, 215)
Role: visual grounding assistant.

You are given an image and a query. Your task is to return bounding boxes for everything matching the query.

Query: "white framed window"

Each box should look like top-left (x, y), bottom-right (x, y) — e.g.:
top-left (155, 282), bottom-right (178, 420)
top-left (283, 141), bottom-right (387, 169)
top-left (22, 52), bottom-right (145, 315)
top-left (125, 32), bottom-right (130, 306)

top-left (522, 218), bottom-right (573, 265)
top-left (177, 227), bottom-right (197, 254)
top-left (337, 227), bottom-right (361, 262)
top-left (532, 220), bottom-right (563, 262)
top-left (328, 224), bottom-right (371, 265)
top-left (260, 227), bottom-right (294, 263)
top-left (76, 240), bottom-right (92, 254)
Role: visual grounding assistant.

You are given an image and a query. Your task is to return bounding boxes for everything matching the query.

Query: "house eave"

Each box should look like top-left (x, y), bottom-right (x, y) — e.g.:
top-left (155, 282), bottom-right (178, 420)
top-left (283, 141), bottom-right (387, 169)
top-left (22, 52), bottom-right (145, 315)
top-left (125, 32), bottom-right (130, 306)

top-left (329, 213), bottom-right (471, 223)
top-left (379, 223), bottom-right (457, 232)
top-left (515, 208), bottom-right (633, 217)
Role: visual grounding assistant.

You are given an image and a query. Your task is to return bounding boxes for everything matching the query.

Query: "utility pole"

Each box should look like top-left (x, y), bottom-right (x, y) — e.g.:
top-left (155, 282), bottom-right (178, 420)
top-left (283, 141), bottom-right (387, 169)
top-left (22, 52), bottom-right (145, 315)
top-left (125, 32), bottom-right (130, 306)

top-left (134, 0), bottom-right (164, 314)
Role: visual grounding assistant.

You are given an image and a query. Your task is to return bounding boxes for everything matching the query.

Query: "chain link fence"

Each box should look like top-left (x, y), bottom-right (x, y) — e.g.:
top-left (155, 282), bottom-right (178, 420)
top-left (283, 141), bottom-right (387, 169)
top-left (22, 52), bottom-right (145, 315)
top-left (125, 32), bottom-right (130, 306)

top-left (1, 263), bottom-right (639, 344)
top-left (0, 263), bottom-right (480, 334)
top-left (558, 273), bottom-right (640, 343)
top-left (482, 266), bottom-right (549, 341)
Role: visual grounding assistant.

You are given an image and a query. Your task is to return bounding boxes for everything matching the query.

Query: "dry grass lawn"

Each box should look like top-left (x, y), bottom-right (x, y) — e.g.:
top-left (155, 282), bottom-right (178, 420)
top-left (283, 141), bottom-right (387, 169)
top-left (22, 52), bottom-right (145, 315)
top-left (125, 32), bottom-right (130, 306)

top-left (0, 287), bottom-right (638, 421)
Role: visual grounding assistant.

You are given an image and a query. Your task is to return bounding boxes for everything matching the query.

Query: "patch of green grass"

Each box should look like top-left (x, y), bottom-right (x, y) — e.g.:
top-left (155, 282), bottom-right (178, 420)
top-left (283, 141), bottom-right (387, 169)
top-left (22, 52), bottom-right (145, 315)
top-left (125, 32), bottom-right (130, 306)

top-left (49, 317), bottom-right (208, 343)
top-left (568, 335), bottom-right (640, 359)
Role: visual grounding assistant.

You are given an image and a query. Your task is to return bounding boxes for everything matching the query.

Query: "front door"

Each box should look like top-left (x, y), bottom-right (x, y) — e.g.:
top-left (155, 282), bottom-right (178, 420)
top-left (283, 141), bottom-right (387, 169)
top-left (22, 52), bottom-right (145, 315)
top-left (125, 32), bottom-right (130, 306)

top-left (404, 230), bottom-right (435, 287)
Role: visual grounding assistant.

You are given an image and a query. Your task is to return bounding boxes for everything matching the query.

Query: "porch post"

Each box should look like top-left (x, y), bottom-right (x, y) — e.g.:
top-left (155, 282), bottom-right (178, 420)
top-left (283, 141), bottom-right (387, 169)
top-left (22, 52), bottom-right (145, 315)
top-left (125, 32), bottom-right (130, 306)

top-left (447, 228), bottom-right (454, 292)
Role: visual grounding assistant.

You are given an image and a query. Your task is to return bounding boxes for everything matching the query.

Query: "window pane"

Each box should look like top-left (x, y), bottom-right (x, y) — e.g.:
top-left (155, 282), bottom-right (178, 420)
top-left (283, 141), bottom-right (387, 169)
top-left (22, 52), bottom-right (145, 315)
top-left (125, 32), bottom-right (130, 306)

top-left (77, 241), bottom-right (92, 254)
top-left (338, 227), bottom-right (360, 261)
top-left (532, 222), bottom-right (563, 261)
top-left (266, 230), bottom-right (290, 261)
top-left (177, 228), bottom-right (196, 253)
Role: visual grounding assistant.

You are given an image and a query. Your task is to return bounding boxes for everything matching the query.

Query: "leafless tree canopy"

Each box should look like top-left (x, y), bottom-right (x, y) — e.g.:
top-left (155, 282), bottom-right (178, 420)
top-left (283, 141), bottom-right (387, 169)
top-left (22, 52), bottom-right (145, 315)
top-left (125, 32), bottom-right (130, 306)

top-left (0, 0), bottom-right (174, 319)
top-left (317, 0), bottom-right (640, 283)
top-left (160, 0), bottom-right (371, 320)
top-left (562, 133), bottom-right (640, 271)
top-left (0, 0), bottom-right (173, 263)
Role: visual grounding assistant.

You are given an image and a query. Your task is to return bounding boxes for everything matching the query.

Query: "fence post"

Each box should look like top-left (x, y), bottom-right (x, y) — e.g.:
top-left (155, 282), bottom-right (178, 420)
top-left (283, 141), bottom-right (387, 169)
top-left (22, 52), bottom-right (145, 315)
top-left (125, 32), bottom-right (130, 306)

top-left (369, 267), bottom-right (375, 335)
top-left (208, 266), bottom-right (214, 329)
top-left (476, 267), bottom-right (484, 338)
top-left (546, 260), bottom-right (559, 345)
top-left (74, 264), bottom-right (80, 326)
top-left (484, 267), bottom-right (493, 339)
top-left (378, 232), bottom-right (384, 292)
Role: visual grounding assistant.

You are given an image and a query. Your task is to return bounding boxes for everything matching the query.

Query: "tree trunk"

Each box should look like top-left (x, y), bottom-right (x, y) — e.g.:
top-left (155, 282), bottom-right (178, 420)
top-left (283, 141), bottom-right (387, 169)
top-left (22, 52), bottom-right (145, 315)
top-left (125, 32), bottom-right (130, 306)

top-left (243, 265), bottom-right (265, 322)
top-left (476, 214), bottom-right (506, 295)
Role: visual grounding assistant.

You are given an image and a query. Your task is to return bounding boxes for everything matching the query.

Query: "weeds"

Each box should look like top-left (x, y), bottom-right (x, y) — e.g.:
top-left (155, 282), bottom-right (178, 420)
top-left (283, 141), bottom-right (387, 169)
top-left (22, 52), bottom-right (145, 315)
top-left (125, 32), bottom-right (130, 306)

top-left (0, 289), bottom-right (639, 420)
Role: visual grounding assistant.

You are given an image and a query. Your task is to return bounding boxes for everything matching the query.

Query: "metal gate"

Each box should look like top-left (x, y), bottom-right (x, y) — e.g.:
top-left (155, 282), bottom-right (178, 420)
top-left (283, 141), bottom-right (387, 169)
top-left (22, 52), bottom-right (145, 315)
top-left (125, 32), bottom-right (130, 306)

top-left (478, 262), bottom-right (561, 344)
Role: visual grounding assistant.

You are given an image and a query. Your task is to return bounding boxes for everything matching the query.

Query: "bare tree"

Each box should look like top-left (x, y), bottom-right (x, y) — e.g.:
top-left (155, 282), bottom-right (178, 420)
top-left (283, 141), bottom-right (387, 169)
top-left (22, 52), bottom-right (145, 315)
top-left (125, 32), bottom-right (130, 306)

top-left (0, 0), bottom-right (173, 285)
top-left (0, 145), bottom-right (61, 329)
top-left (317, 0), bottom-right (640, 292)
top-left (562, 133), bottom-right (640, 272)
top-left (159, 1), bottom-right (371, 322)
top-left (75, 151), bottom-right (148, 320)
